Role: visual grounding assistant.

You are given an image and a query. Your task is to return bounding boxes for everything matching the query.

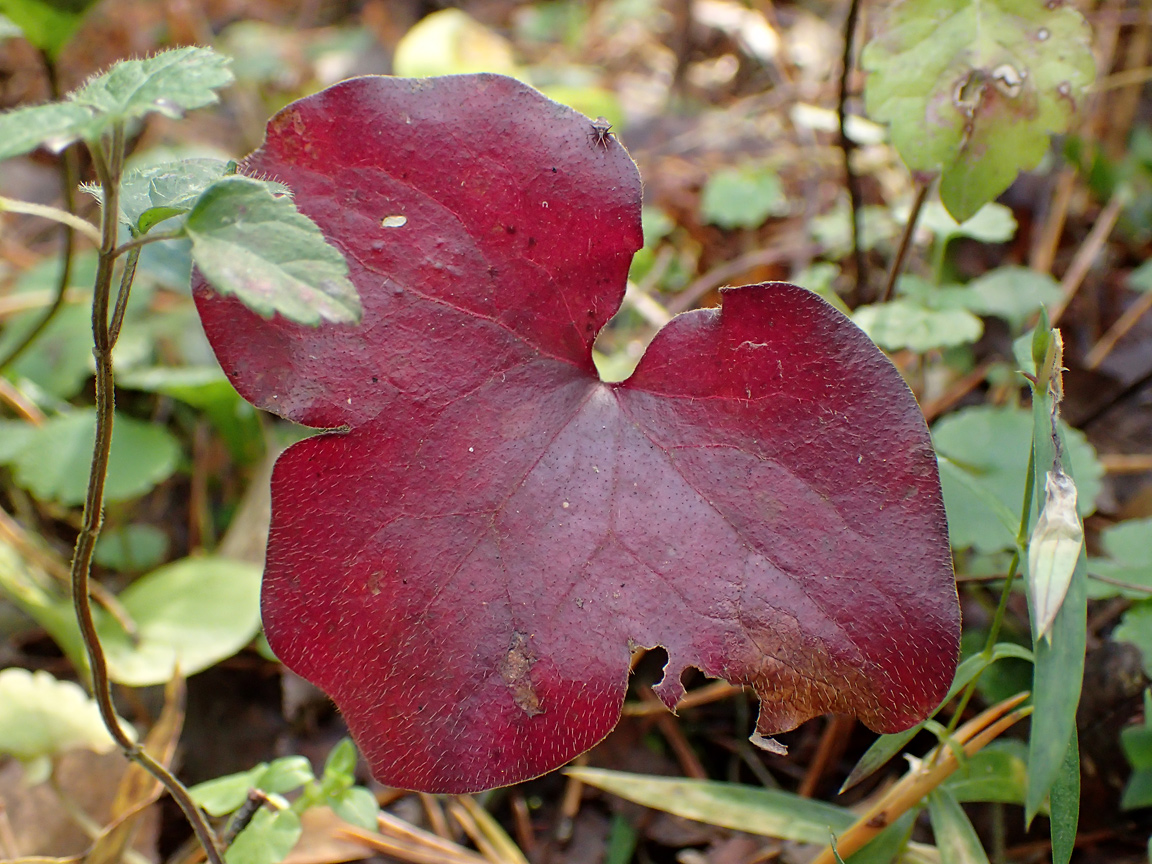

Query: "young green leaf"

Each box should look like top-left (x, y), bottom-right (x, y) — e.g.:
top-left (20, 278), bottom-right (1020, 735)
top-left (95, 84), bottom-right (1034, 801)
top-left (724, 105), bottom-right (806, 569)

top-left (117, 158), bottom-right (234, 234)
top-left (0, 47), bottom-right (232, 161)
top-left (186, 175), bottom-right (361, 326)
top-left (329, 787), bottom-right (379, 831)
top-left (93, 523), bottom-right (170, 572)
top-left (225, 808), bottom-right (302, 864)
top-left (190, 765), bottom-right (269, 816)
top-left (863, 0), bottom-right (1095, 221)
top-left (1027, 469), bottom-right (1084, 640)
top-left (72, 46), bottom-right (233, 134)
top-left (0, 101), bottom-right (93, 161)
top-left (927, 788), bottom-right (990, 864)
top-left (0, 0), bottom-right (99, 58)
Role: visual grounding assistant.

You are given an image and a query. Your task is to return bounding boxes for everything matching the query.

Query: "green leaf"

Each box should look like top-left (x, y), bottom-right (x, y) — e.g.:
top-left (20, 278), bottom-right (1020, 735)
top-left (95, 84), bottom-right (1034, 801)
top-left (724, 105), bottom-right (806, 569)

top-left (329, 787), bottom-right (379, 830)
top-left (189, 757), bottom-right (315, 817)
top-left (942, 740), bottom-right (1028, 804)
top-left (605, 814), bottom-right (639, 864)
top-left (927, 787), bottom-right (989, 864)
top-left (700, 166), bottom-right (789, 229)
top-left (190, 765), bottom-right (268, 816)
top-left (863, 0), bottom-right (1095, 221)
top-left (566, 767), bottom-right (854, 844)
top-left (0, 48), bottom-right (232, 160)
top-left (72, 46), bottom-right (233, 132)
top-left (932, 405), bottom-right (1102, 553)
top-left (186, 176), bottom-right (362, 326)
top-left (841, 642), bottom-right (1032, 792)
top-left (322, 738), bottom-right (358, 786)
top-left (259, 756), bottom-right (315, 794)
top-left (1113, 601), bottom-right (1152, 677)
top-left (918, 202), bottom-right (1018, 245)
top-left (1129, 259), bottom-right (1152, 293)
top-left (958, 267), bottom-right (1062, 330)
top-left (1120, 690), bottom-right (1152, 810)
top-left (1049, 732), bottom-right (1079, 864)
top-left (1025, 388), bottom-right (1086, 826)
top-left (0, 0), bottom-right (97, 58)
top-left (1087, 518), bottom-right (1152, 599)
top-left (0, 667), bottom-right (123, 764)
top-left (95, 556), bottom-right (262, 686)
top-left (117, 158), bottom-right (233, 234)
top-left (0, 409), bottom-right (180, 505)
top-left (225, 808), bottom-right (302, 864)
top-left (0, 100), bottom-right (92, 161)
top-left (118, 366), bottom-right (264, 463)
top-left (853, 300), bottom-right (983, 353)
top-left (93, 523), bottom-right (169, 572)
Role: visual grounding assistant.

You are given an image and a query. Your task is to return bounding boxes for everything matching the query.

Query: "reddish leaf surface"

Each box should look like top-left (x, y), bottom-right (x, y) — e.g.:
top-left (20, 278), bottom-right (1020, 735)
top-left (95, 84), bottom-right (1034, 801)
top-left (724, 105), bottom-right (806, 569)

top-left (193, 74), bottom-right (960, 793)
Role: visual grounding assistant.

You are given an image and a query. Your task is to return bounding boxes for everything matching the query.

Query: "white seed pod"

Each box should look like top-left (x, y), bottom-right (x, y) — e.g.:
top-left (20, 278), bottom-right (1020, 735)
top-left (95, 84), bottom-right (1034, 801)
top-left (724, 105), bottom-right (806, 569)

top-left (1027, 469), bottom-right (1084, 642)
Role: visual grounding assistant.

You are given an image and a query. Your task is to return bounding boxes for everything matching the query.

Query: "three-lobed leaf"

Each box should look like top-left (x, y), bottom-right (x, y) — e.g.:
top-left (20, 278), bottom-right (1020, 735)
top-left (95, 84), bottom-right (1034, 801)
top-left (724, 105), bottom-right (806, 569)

top-left (193, 74), bottom-right (960, 793)
top-left (863, 0), bottom-right (1095, 221)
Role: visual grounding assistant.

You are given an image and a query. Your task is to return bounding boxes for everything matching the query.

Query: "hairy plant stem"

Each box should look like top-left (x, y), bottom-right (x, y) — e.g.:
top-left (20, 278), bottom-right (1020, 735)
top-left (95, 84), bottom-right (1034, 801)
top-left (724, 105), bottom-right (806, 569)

top-left (0, 148), bottom-right (81, 374)
top-left (70, 126), bottom-right (226, 864)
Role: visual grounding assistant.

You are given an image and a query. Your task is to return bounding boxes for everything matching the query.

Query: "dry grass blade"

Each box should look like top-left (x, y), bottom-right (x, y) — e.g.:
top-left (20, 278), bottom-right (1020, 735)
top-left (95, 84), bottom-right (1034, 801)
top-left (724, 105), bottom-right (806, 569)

top-left (622, 680), bottom-right (743, 716)
top-left (454, 796), bottom-right (530, 864)
top-left (808, 692), bottom-right (1032, 864)
top-left (339, 809), bottom-right (488, 864)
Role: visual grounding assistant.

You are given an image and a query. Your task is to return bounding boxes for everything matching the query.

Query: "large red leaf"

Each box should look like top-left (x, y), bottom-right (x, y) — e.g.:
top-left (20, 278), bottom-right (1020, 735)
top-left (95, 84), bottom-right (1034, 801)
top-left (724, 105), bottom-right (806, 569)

top-left (193, 74), bottom-right (960, 793)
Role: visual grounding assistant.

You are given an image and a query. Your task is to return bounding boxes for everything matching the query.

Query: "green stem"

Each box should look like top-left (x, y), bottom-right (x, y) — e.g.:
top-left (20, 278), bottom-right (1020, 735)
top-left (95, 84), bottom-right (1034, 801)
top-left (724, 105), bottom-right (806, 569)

top-left (936, 442), bottom-right (1037, 749)
top-left (108, 247), bottom-right (139, 348)
top-left (0, 195), bottom-right (102, 245)
top-left (69, 125), bottom-right (226, 864)
top-left (112, 228), bottom-right (185, 260)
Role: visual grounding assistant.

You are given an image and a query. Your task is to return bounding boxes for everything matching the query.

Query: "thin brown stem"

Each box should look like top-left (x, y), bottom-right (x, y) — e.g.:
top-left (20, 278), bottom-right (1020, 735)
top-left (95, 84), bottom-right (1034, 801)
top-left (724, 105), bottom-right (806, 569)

top-left (70, 127), bottom-right (225, 864)
top-left (879, 180), bottom-right (931, 303)
top-left (839, 0), bottom-right (866, 300)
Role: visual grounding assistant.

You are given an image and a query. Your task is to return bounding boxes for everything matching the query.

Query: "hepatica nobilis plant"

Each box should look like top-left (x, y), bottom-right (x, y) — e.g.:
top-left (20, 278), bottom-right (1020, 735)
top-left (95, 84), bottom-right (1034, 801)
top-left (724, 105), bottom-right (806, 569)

top-left (193, 74), bottom-right (961, 794)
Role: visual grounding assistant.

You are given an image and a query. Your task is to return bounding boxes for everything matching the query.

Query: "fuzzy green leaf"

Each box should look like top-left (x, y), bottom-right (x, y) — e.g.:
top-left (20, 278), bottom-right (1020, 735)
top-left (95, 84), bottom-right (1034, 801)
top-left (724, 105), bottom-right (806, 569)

top-left (854, 299), bottom-right (983, 352)
top-left (700, 166), bottom-right (789, 229)
top-left (0, 101), bottom-right (93, 161)
top-left (186, 175), bottom-right (361, 326)
top-left (117, 158), bottom-right (234, 233)
top-left (72, 46), bottom-right (233, 133)
top-left (863, 0), bottom-right (1095, 221)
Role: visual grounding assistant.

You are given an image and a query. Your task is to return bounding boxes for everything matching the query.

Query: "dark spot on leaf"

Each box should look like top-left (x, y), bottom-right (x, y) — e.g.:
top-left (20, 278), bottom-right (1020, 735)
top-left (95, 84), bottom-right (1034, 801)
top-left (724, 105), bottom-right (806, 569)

top-left (499, 632), bottom-right (543, 717)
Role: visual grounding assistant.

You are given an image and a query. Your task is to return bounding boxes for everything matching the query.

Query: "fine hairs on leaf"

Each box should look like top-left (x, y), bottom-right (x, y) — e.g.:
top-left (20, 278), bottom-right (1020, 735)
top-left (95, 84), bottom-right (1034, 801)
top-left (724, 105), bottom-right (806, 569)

top-left (193, 73), bottom-right (961, 793)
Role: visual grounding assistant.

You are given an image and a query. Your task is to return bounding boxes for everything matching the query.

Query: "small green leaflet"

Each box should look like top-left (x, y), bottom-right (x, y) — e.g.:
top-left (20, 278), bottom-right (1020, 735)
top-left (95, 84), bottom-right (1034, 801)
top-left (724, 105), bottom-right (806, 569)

top-left (863, 0), bottom-right (1095, 222)
top-left (186, 176), bottom-right (362, 326)
top-left (0, 47), bottom-right (232, 161)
